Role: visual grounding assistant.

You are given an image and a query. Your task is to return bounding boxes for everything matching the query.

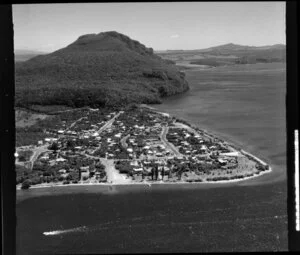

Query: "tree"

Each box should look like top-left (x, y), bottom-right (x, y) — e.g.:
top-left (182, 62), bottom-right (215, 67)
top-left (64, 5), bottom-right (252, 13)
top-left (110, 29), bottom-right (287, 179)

top-left (66, 139), bottom-right (75, 150)
top-left (155, 165), bottom-right (159, 180)
top-left (21, 180), bottom-right (31, 189)
top-left (78, 168), bottom-right (82, 180)
top-left (49, 142), bottom-right (59, 152)
top-left (151, 168), bottom-right (154, 180)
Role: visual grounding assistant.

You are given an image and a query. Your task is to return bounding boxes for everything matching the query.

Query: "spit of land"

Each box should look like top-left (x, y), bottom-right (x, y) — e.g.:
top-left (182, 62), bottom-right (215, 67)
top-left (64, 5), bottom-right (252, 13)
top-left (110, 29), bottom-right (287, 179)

top-left (16, 105), bottom-right (271, 190)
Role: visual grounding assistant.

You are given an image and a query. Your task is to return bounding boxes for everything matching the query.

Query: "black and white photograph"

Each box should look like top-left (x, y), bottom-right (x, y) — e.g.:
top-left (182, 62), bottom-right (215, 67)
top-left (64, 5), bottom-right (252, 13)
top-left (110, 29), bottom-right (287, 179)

top-left (7, 1), bottom-right (293, 253)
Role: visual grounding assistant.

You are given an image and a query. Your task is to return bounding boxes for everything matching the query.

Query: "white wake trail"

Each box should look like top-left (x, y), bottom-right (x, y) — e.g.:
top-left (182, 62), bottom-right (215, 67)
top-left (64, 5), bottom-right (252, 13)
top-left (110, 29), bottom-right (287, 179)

top-left (43, 226), bottom-right (87, 236)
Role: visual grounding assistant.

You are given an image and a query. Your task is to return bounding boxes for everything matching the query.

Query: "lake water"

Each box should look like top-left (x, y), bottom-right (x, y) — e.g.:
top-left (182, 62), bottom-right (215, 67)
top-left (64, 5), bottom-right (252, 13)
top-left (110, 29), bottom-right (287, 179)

top-left (16, 63), bottom-right (287, 254)
top-left (155, 62), bottom-right (286, 185)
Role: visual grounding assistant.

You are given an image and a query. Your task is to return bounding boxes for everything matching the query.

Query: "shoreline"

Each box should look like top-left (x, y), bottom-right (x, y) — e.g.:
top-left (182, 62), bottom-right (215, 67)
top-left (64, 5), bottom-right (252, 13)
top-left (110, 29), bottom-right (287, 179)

top-left (17, 166), bottom-right (272, 191)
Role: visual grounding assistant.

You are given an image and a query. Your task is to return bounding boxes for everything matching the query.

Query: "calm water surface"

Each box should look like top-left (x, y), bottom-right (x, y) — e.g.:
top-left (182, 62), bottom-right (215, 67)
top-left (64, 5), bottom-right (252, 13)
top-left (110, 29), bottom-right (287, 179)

top-left (155, 62), bottom-right (286, 185)
top-left (17, 63), bottom-right (287, 254)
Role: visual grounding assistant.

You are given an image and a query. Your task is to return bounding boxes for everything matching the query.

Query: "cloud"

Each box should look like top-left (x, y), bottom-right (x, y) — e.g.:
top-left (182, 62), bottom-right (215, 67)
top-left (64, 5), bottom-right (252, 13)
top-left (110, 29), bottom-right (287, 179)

top-left (170, 34), bottom-right (179, 39)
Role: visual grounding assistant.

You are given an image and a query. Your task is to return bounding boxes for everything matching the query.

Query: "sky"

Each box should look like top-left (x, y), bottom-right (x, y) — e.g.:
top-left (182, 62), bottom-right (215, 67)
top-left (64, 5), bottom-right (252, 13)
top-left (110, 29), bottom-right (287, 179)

top-left (13, 2), bottom-right (286, 52)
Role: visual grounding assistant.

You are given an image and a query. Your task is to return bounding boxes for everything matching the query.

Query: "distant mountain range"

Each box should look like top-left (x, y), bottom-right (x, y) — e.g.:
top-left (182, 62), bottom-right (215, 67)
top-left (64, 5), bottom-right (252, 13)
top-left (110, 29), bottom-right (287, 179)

top-left (15, 31), bottom-right (189, 108)
top-left (159, 43), bottom-right (286, 53)
top-left (200, 43), bottom-right (286, 52)
top-left (157, 43), bottom-right (286, 67)
top-left (15, 49), bottom-right (48, 62)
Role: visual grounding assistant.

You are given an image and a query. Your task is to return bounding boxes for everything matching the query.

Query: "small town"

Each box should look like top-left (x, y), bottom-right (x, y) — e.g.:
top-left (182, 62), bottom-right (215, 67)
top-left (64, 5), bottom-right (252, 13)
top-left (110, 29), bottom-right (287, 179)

top-left (16, 105), bottom-right (270, 189)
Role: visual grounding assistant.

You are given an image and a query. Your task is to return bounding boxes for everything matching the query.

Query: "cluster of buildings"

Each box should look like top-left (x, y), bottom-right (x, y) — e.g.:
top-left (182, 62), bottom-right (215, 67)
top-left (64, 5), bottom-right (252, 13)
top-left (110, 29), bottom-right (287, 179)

top-left (166, 127), bottom-right (240, 170)
top-left (17, 106), bottom-right (266, 186)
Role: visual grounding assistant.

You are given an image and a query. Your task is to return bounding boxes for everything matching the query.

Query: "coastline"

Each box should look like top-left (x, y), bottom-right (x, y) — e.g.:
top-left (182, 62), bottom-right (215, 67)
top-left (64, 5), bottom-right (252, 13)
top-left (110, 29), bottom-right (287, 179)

top-left (17, 166), bottom-right (272, 191)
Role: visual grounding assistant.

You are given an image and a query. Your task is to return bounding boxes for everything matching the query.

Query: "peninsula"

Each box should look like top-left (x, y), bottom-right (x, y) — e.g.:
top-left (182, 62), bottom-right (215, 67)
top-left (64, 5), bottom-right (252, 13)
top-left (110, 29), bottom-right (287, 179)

top-left (16, 105), bottom-right (271, 190)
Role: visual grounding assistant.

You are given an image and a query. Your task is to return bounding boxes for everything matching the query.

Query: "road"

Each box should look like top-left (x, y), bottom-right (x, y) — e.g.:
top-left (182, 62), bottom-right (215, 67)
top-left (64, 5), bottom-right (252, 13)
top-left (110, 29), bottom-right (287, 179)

top-left (160, 126), bottom-right (182, 157)
top-left (67, 116), bottom-right (87, 130)
top-left (97, 112), bottom-right (122, 133)
top-left (120, 134), bottom-right (130, 149)
top-left (15, 144), bottom-right (49, 170)
top-left (101, 158), bottom-right (132, 184)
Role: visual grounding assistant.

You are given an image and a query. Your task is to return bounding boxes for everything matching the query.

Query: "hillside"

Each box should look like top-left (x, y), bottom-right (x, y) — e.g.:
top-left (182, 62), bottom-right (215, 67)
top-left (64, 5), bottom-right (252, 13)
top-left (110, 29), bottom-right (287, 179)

top-left (15, 31), bottom-right (189, 108)
top-left (157, 43), bottom-right (286, 67)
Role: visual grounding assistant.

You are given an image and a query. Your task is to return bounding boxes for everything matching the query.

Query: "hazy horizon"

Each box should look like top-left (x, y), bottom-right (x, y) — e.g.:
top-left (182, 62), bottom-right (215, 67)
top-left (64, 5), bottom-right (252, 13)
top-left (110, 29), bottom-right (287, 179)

top-left (13, 2), bottom-right (285, 52)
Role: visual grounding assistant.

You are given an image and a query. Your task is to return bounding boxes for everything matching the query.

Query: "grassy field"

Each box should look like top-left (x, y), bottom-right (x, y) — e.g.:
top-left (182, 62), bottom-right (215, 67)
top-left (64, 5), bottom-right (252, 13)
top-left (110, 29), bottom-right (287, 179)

top-left (16, 109), bottom-right (49, 128)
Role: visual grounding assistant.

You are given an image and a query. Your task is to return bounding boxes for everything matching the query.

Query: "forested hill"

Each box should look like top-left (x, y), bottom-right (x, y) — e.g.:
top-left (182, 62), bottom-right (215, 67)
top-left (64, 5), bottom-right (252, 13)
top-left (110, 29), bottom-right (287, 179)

top-left (15, 31), bottom-right (189, 108)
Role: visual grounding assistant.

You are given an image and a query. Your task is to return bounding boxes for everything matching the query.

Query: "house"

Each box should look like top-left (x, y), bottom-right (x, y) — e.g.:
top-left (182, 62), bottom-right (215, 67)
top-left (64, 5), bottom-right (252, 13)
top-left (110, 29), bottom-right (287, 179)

top-left (144, 167), bottom-right (152, 173)
top-left (80, 166), bottom-right (89, 172)
top-left (163, 166), bottom-right (170, 172)
top-left (56, 157), bottom-right (67, 162)
top-left (217, 158), bottom-right (227, 166)
top-left (130, 161), bottom-right (139, 166)
top-left (220, 151), bottom-right (240, 157)
top-left (58, 169), bottom-right (67, 174)
top-left (81, 172), bottom-right (89, 178)
top-left (40, 155), bottom-right (49, 161)
top-left (200, 145), bottom-right (207, 152)
top-left (133, 167), bottom-right (143, 172)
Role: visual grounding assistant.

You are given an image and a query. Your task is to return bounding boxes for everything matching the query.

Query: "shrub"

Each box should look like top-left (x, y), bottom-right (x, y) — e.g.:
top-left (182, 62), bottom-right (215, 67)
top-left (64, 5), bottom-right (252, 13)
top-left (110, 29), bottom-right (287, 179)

top-left (30, 177), bottom-right (42, 185)
top-left (16, 176), bottom-right (25, 185)
top-left (63, 180), bottom-right (70, 185)
top-left (21, 180), bottom-right (31, 189)
top-left (58, 176), bottom-right (65, 182)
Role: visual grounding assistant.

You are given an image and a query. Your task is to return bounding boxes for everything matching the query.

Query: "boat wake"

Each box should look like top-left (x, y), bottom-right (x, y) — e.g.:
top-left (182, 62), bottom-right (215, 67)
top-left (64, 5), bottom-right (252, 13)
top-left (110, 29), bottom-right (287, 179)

top-left (43, 226), bottom-right (88, 236)
top-left (43, 214), bottom-right (287, 236)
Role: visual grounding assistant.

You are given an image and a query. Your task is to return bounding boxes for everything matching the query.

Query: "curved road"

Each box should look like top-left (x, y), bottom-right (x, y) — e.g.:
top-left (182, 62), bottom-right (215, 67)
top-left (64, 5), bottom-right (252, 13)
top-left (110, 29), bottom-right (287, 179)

top-left (160, 126), bottom-right (182, 157)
